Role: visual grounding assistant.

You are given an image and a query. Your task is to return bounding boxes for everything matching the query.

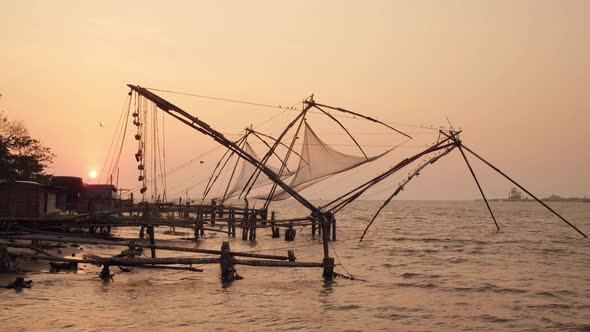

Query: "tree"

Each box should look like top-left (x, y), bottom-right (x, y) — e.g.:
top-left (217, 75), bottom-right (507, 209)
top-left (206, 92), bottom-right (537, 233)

top-left (0, 111), bottom-right (55, 182)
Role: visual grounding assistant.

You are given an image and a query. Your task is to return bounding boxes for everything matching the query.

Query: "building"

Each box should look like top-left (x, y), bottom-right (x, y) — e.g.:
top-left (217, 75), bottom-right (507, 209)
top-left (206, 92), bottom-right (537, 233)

top-left (49, 176), bottom-right (84, 211)
top-left (77, 184), bottom-right (117, 213)
top-left (0, 181), bottom-right (66, 218)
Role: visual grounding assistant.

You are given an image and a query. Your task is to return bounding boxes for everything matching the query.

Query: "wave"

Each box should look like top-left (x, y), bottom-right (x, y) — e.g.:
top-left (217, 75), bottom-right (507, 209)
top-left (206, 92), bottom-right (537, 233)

top-left (450, 283), bottom-right (528, 294)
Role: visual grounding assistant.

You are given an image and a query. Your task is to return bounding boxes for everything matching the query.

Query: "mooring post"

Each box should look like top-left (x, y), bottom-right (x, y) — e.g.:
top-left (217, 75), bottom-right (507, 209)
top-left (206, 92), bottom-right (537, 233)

top-left (147, 225), bottom-right (156, 258)
top-left (178, 197), bottom-right (182, 218)
top-left (288, 250), bottom-right (296, 262)
top-left (210, 199), bottom-right (216, 226)
top-left (261, 208), bottom-right (268, 225)
top-left (100, 264), bottom-right (111, 280)
top-left (0, 245), bottom-right (8, 272)
top-left (285, 223), bottom-right (296, 241)
top-left (241, 218), bottom-right (248, 241)
top-left (321, 214), bottom-right (334, 279)
top-left (271, 211), bottom-right (280, 238)
top-left (194, 219), bottom-right (200, 240)
top-left (229, 208), bottom-right (236, 237)
top-left (249, 213), bottom-right (256, 241)
top-left (220, 241), bottom-right (236, 282)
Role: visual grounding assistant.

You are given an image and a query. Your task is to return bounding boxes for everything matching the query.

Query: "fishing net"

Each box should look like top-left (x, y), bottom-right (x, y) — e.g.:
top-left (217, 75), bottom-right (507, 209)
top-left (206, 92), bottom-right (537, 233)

top-left (268, 121), bottom-right (390, 200)
top-left (221, 141), bottom-right (294, 200)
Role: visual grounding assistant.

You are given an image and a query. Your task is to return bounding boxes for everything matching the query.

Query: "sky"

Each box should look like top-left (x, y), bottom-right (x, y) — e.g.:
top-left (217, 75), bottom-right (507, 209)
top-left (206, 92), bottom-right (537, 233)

top-left (1, 0), bottom-right (589, 201)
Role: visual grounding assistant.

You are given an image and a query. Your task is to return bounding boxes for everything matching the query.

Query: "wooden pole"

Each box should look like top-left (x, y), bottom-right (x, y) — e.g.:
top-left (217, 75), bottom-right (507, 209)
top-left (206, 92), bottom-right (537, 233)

top-left (8, 252), bottom-right (218, 266)
top-left (147, 225), bottom-right (156, 258)
top-left (460, 143), bottom-right (588, 238)
top-left (321, 216), bottom-right (334, 279)
top-left (359, 146), bottom-right (455, 242)
top-left (220, 241), bottom-right (237, 281)
top-left (455, 142), bottom-right (500, 231)
top-left (1, 236), bottom-right (293, 260)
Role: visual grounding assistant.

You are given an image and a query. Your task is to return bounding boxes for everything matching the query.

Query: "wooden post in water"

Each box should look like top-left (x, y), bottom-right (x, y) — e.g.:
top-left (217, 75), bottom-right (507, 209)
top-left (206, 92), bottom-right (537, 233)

top-left (194, 219), bottom-right (200, 241)
top-left (0, 245), bottom-right (8, 272)
top-left (321, 216), bottom-right (334, 279)
top-left (178, 197), bottom-right (182, 218)
top-left (210, 199), bottom-right (216, 226)
top-left (184, 202), bottom-right (190, 219)
top-left (331, 217), bottom-right (336, 241)
top-left (199, 212), bottom-right (205, 236)
top-left (288, 250), bottom-right (296, 262)
top-left (242, 206), bottom-right (249, 240)
top-left (241, 218), bottom-right (248, 241)
top-left (285, 223), bottom-right (296, 241)
top-left (220, 241), bottom-right (236, 282)
top-left (271, 211), bottom-right (280, 238)
top-left (229, 208), bottom-right (236, 238)
top-left (249, 213), bottom-right (256, 241)
top-left (147, 225), bottom-right (156, 258)
top-left (261, 208), bottom-right (268, 225)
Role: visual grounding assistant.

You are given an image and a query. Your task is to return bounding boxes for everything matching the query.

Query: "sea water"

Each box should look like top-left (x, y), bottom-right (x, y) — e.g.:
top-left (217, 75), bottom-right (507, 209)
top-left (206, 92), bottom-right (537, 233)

top-left (1, 200), bottom-right (589, 331)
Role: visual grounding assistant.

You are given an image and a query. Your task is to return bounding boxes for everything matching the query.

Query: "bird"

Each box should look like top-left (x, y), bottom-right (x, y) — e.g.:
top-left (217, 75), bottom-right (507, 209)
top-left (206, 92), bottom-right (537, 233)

top-left (99, 122), bottom-right (104, 128)
top-left (200, 160), bottom-right (204, 164)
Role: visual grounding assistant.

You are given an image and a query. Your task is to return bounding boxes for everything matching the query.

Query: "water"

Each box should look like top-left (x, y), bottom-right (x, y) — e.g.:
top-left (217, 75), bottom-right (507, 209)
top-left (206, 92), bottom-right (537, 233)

top-left (1, 201), bottom-right (589, 331)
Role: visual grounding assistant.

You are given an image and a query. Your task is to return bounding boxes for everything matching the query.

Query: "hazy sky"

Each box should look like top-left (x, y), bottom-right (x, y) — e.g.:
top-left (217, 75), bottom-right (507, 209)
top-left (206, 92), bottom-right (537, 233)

top-left (1, 0), bottom-right (589, 201)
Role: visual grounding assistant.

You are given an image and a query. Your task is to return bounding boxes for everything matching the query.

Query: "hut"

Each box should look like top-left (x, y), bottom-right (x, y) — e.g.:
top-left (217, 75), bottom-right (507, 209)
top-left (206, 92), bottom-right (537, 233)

top-left (77, 184), bottom-right (117, 213)
top-left (50, 176), bottom-right (84, 211)
top-left (0, 181), bottom-right (66, 218)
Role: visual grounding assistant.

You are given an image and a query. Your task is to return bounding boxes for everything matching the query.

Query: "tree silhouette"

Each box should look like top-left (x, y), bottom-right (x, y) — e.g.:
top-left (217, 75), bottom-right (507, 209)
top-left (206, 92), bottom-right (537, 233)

top-left (0, 112), bottom-right (54, 182)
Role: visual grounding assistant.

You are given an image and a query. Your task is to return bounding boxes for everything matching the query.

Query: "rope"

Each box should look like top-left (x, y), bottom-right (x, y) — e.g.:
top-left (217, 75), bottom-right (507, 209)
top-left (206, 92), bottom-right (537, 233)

top-left (161, 111), bottom-right (167, 201)
top-left (144, 86), bottom-right (441, 131)
top-left (107, 95), bottom-right (132, 184)
top-left (98, 94), bottom-right (129, 183)
top-left (330, 240), bottom-right (356, 278)
top-left (144, 87), bottom-right (293, 111)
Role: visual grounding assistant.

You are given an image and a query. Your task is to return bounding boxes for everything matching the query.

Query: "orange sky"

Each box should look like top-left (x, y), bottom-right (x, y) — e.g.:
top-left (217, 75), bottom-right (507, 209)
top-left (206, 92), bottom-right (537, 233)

top-left (1, 0), bottom-right (589, 200)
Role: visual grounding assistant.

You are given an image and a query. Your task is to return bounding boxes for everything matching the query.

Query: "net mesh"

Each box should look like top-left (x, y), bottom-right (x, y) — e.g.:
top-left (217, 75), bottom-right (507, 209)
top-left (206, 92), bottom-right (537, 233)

top-left (269, 121), bottom-right (388, 200)
top-left (221, 141), bottom-right (291, 200)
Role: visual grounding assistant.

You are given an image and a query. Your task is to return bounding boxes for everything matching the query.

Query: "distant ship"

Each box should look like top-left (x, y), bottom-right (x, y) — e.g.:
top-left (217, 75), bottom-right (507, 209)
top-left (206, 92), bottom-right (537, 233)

top-left (506, 187), bottom-right (589, 202)
top-left (479, 188), bottom-right (590, 202)
top-left (542, 194), bottom-right (590, 203)
top-left (507, 187), bottom-right (527, 201)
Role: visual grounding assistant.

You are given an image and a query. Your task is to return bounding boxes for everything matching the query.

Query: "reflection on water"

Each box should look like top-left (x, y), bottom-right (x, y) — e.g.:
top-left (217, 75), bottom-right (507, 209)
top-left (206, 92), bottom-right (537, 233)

top-left (1, 200), bottom-right (589, 331)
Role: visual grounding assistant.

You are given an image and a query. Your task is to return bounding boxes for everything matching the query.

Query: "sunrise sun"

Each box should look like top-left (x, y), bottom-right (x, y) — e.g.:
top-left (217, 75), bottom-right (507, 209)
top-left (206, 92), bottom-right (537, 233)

top-left (89, 170), bottom-right (98, 179)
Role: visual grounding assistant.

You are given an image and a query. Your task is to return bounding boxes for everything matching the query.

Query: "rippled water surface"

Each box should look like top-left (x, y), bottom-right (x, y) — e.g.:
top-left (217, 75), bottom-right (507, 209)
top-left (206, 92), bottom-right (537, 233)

top-left (1, 201), bottom-right (589, 331)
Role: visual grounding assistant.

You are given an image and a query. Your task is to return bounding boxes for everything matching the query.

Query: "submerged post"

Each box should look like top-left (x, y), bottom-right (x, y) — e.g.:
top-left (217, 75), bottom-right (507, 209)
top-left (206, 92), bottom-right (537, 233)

top-left (321, 215), bottom-right (334, 279)
top-left (147, 225), bottom-right (156, 258)
top-left (220, 241), bottom-right (239, 282)
top-left (0, 245), bottom-right (8, 272)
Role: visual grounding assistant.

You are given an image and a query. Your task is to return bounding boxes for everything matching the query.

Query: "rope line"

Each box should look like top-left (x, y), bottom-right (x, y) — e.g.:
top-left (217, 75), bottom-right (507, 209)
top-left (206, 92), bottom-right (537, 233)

top-left (144, 86), bottom-right (441, 130)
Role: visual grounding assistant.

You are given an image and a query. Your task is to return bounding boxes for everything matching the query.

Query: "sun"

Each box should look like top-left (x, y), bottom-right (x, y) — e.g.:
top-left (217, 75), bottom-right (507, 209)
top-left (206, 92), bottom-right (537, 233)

top-left (89, 170), bottom-right (98, 179)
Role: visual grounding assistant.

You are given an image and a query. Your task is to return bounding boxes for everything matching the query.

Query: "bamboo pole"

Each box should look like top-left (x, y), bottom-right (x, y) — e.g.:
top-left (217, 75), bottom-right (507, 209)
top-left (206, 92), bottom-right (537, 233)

top-left (8, 252), bottom-right (218, 265)
top-left (359, 146), bottom-right (456, 242)
top-left (1, 236), bottom-right (292, 260)
top-left (233, 259), bottom-right (323, 268)
top-left (460, 143), bottom-right (588, 238)
top-left (456, 144), bottom-right (500, 231)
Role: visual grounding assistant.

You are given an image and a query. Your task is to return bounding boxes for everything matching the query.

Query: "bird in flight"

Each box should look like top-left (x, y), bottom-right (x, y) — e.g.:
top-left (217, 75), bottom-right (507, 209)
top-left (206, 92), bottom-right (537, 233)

top-left (99, 122), bottom-right (104, 127)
